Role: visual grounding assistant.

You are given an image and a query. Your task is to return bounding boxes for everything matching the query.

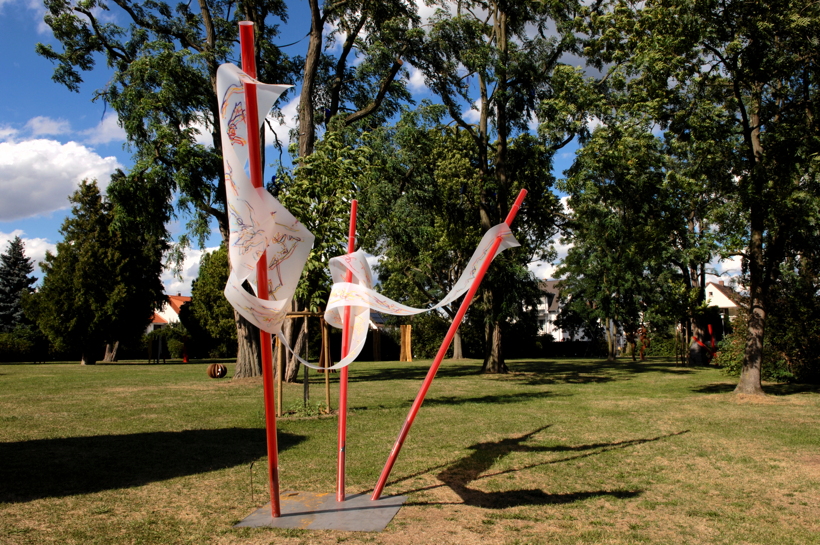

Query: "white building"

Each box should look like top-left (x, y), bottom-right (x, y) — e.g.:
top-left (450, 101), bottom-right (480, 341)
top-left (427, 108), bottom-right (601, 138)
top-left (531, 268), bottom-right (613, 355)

top-left (704, 280), bottom-right (741, 321)
top-left (536, 280), bottom-right (587, 341)
top-left (146, 294), bottom-right (191, 334)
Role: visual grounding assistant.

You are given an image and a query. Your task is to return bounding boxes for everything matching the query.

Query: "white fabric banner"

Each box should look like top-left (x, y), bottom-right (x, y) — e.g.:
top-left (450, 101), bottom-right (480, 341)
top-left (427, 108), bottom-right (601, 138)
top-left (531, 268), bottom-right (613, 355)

top-left (300, 223), bottom-right (520, 371)
top-left (216, 63), bottom-right (315, 334)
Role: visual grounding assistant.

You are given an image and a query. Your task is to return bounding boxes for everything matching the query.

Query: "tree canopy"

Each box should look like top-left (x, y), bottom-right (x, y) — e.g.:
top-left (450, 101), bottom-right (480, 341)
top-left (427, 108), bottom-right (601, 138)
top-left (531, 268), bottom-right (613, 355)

top-left (25, 181), bottom-right (165, 365)
top-left (0, 237), bottom-right (37, 333)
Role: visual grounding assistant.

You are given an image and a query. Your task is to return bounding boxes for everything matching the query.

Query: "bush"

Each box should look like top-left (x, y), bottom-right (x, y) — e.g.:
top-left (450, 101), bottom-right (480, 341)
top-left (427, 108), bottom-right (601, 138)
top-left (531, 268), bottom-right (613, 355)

top-left (714, 310), bottom-right (793, 382)
top-left (143, 322), bottom-right (191, 361)
top-left (0, 327), bottom-right (49, 363)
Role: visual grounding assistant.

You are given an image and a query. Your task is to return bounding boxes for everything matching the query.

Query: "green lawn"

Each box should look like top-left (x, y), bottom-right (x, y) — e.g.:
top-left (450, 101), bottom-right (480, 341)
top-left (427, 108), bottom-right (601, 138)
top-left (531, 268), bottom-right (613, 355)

top-left (1, 357), bottom-right (819, 544)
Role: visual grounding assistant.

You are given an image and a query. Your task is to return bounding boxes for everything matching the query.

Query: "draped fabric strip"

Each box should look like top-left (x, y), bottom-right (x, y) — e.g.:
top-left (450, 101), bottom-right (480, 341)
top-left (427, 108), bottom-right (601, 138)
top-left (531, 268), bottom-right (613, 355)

top-left (288, 223), bottom-right (520, 371)
top-left (216, 63), bottom-right (315, 335)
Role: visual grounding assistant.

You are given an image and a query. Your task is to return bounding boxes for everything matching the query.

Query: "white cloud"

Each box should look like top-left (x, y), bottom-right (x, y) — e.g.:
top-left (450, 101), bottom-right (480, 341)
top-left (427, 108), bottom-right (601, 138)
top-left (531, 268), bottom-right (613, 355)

top-left (25, 116), bottom-right (71, 136)
top-left (161, 246), bottom-right (219, 295)
top-left (587, 115), bottom-right (604, 132)
top-left (0, 125), bottom-right (19, 142)
top-left (265, 95), bottom-right (300, 148)
top-left (707, 254), bottom-right (743, 281)
top-left (463, 98), bottom-right (483, 124)
top-left (407, 64), bottom-right (427, 93)
top-left (190, 117), bottom-right (214, 147)
top-left (0, 139), bottom-right (122, 221)
top-left (0, 229), bottom-right (56, 272)
top-left (82, 112), bottom-right (127, 145)
top-left (415, 1), bottom-right (439, 24)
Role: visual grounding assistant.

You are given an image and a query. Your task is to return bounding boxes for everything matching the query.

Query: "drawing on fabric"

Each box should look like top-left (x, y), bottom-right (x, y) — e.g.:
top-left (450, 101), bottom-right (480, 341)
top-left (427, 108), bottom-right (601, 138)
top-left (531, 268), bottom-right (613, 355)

top-left (229, 200), bottom-right (265, 260)
top-left (225, 162), bottom-right (238, 196)
top-left (217, 62), bottom-right (309, 341)
top-left (220, 83), bottom-right (244, 119)
top-left (226, 101), bottom-right (247, 146)
top-left (266, 231), bottom-right (306, 299)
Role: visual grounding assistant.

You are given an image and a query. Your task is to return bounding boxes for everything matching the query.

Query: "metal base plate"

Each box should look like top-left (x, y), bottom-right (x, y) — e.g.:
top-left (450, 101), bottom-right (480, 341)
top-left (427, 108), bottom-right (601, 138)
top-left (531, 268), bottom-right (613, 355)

top-left (235, 491), bottom-right (407, 532)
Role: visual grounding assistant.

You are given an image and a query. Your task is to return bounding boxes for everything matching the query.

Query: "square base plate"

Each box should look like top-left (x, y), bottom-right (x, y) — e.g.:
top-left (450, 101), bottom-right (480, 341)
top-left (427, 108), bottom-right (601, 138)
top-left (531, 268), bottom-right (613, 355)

top-left (235, 491), bottom-right (407, 532)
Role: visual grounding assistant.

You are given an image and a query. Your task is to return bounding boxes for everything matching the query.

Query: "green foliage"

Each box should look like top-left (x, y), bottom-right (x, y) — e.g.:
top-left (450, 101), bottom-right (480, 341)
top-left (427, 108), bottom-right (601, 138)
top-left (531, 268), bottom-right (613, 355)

top-left (143, 322), bottom-right (190, 359)
top-left (186, 246), bottom-right (236, 358)
top-left (358, 106), bottom-right (559, 364)
top-left (36, 0), bottom-right (297, 254)
top-left (584, 0), bottom-right (820, 388)
top-left (277, 128), bottom-right (370, 311)
top-left (25, 181), bottom-right (165, 364)
top-left (752, 260), bottom-right (820, 382)
top-left (0, 236), bottom-right (37, 333)
top-left (715, 310), bottom-right (793, 382)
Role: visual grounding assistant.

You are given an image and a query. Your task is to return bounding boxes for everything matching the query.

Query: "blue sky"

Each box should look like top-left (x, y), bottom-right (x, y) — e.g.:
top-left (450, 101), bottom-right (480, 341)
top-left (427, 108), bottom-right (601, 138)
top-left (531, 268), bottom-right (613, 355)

top-left (0, 0), bottom-right (609, 296)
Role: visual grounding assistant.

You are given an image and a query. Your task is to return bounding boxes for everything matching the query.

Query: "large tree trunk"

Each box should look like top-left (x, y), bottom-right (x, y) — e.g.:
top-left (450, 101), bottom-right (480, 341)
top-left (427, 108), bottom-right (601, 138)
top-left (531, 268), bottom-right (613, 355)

top-left (298, 0), bottom-right (322, 158)
top-left (482, 320), bottom-right (507, 373)
top-left (81, 347), bottom-right (98, 366)
top-left (605, 318), bottom-right (616, 361)
top-left (481, 5), bottom-right (511, 375)
top-left (103, 341), bottom-right (119, 362)
top-left (736, 224), bottom-right (766, 394)
top-left (450, 329), bottom-right (463, 360)
top-left (735, 93), bottom-right (766, 395)
top-left (233, 311), bottom-right (262, 378)
top-left (285, 316), bottom-right (306, 382)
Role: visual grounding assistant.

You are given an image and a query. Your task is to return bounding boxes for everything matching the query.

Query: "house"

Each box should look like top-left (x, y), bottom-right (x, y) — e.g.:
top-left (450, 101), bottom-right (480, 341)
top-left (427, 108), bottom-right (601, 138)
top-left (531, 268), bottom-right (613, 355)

top-left (536, 280), bottom-right (587, 341)
top-left (704, 280), bottom-right (742, 321)
top-left (146, 294), bottom-right (191, 333)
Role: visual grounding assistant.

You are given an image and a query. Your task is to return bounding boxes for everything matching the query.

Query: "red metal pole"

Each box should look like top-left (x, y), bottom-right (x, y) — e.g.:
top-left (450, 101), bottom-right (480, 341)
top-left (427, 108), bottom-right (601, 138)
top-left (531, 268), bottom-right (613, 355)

top-left (337, 200), bottom-right (358, 501)
top-left (371, 189), bottom-right (528, 500)
top-left (239, 21), bottom-right (280, 518)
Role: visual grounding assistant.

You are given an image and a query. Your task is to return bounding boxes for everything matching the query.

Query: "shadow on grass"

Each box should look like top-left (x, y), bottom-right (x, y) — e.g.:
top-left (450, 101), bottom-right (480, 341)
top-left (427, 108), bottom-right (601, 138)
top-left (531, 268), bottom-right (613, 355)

top-left (345, 357), bottom-right (697, 387)
top-left (422, 391), bottom-right (566, 407)
top-left (393, 427), bottom-right (688, 509)
top-left (692, 381), bottom-right (820, 395)
top-left (347, 361), bottom-right (482, 383)
top-left (0, 428), bottom-right (305, 503)
top-left (765, 383), bottom-right (820, 395)
top-left (510, 358), bottom-right (696, 377)
top-left (692, 382), bottom-right (736, 394)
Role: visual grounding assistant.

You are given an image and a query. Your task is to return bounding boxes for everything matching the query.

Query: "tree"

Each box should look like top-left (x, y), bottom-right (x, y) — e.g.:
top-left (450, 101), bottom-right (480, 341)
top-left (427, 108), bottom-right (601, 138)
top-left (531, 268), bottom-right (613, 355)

top-left (409, 0), bottom-right (584, 372)
top-left (38, 0), bottom-right (423, 378)
top-left (0, 237), bottom-right (37, 333)
top-left (296, 0), bottom-right (421, 158)
top-left (557, 112), bottom-right (722, 362)
top-left (587, 0), bottom-right (820, 392)
top-left (275, 126), bottom-right (369, 380)
top-left (187, 245), bottom-right (237, 357)
top-left (25, 181), bottom-right (165, 365)
top-left (37, 0), bottom-right (297, 376)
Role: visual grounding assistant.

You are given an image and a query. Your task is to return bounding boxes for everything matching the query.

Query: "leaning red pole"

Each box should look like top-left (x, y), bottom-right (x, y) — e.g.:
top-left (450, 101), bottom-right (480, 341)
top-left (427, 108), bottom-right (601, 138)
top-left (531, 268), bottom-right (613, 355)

top-left (240, 21), bottom-right (280, 518)
top-left (337, 200), bottom-right (358, 502)
top-left (371, 189), bottom-right (528, 500)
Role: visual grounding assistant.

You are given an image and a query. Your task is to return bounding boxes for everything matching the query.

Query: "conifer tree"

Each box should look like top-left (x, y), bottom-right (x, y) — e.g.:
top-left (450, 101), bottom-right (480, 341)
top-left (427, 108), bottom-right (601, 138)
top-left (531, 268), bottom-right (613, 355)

top-left (0, 236), bottom-right (37, 332)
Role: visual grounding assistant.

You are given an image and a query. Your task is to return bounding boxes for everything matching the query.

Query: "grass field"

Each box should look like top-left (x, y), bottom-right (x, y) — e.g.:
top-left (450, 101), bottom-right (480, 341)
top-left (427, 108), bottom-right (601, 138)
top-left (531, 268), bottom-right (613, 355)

top-left (1, 356), bottom-right (819, 544)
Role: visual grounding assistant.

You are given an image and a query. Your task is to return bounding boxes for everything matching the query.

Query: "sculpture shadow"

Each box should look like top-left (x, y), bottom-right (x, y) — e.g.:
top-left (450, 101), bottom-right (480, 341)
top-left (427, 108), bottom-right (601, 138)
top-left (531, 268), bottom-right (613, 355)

top-left (398, 426), bottom-right (688, 509)
top-left (0, 428), bottom-right (305, 503)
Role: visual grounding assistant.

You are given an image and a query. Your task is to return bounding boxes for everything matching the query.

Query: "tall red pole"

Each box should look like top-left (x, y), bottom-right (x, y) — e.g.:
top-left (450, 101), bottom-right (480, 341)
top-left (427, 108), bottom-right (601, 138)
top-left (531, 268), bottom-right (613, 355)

top-left (371, 189), bottom-right (528, 500)
top-left (337, 200), bottom-right (358, 501)
top-left (239, 21), bottom-right (280, 518)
